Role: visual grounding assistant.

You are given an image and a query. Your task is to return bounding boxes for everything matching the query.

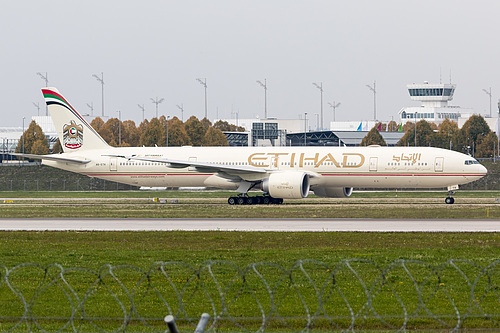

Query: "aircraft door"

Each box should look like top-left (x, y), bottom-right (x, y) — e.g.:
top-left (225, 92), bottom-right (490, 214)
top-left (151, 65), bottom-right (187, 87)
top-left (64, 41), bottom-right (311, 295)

top-left (369, 157), bottom-right (378, 171)
top-left (109, 157), bottom-right (117, 171)
top-left (435, 157), bottom-right (444, 172)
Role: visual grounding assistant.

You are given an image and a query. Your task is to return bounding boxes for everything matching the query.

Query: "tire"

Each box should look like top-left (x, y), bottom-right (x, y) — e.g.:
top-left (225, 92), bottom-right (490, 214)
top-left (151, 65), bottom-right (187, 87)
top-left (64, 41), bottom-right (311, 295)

top-left (262, 197), bottom-right (271, 204)
top-left (237, 197), bottom-right (245, 205)
top-left (228, 197), bottom-right (236, 205)
top-left (245, 197), bottom-right (254, 205)
top-left (445, 197), bottom-right (454, 204)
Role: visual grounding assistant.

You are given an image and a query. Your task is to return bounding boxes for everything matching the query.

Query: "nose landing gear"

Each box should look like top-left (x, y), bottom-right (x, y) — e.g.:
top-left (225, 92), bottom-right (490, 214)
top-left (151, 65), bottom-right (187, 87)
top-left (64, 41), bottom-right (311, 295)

top-left (445, 185), bottom-right (458, 204)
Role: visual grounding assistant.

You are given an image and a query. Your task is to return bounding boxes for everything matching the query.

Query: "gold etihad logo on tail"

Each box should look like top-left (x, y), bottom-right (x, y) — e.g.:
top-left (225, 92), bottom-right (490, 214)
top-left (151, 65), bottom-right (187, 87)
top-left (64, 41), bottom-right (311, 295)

top-left (248, 152), bottom-right (365, 168)
top-left (63, 120), bottom-right (83, 149)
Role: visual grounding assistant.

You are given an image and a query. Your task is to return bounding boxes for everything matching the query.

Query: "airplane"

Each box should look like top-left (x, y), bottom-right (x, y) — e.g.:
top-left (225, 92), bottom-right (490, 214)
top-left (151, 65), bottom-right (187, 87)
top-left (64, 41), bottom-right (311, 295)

top-left (14, 87), bottom-right (487, 205)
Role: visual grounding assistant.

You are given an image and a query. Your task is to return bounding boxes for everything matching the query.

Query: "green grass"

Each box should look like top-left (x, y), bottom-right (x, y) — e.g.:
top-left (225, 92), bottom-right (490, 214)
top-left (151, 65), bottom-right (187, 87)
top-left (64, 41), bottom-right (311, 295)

top-left (0, 194), bottom-right (499, 218)
top-left (0, 232), bottom-right (499, 332)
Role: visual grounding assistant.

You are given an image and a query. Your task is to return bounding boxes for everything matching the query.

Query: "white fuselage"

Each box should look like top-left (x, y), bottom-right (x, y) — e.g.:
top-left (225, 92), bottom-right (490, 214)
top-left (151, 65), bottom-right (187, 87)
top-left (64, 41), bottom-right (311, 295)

top-left (43, 146), bottom-right (487, 190)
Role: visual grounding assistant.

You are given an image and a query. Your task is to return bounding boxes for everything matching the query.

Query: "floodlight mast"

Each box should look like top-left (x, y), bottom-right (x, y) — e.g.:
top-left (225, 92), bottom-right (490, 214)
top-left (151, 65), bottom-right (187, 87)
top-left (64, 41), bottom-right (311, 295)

top-left (328, 101), bottom-right (341, 122)
top-left (176, 104), bottom-right (184, 122)
top-left (482, 87), bottom-right (492, 117)
top-left (87, 102), bottom-right (94, 116)
top-left (137, 104), bottom-right (145, 122)
top-left (366, 81), bottom-right (376, 121)
top-left (312, 82), bottom-right (323, 130)
top-left (256, 79), bottom-right (268, 119)
top-left (32, 102), bottom-right (40, 116)
top-left (36, 72), bottom-right (49, 115)
top-left (150, 97), bottom-right (164, 118)
top-left (196, 78), bottom-right (208, 119)
top-left (92, 72), bottom-right (105, 117)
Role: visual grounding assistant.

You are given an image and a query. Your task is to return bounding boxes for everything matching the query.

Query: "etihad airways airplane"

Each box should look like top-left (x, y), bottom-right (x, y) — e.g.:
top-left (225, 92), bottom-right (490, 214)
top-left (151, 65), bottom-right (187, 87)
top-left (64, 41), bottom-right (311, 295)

top-left (15, 88), bottom-right (487, 205)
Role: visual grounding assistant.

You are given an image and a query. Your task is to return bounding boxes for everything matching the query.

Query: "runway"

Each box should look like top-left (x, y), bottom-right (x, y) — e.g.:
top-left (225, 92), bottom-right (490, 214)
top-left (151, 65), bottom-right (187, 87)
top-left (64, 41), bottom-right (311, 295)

top-left (0, 218), bottom-right (498, 232)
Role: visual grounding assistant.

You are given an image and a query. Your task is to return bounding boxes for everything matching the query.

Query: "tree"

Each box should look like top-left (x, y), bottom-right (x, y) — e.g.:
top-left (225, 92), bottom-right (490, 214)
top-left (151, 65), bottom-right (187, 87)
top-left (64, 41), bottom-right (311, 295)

top-left (475, 132), bottom-right (498, 158)
top-left (102, 118), bottom-right (122, 146)
top-left (122, 120), bottom-right (140, 146)
top-left (397, 120), bottom-right (435, 147)
top-left (52, 138), bottom-right (63, 154)
top-left (458, 115), bottom-right (491, 155)
top-left (203, 127), bottom-right (229, 146)
top-left (360, 126), bottom-right (386, 146)
top-left (387, 120), bottom-right (398, 132)
top-left (435, 118), bottom-right (459, 150)
top-left (184, 116), bottom-right (206, 146)
top-left (90, 117), bottom-right (105, 132)
top-left (165, 117), bottom-right (191, 146)
top-left (31, 139), bottom-right (49, 155)
top-left (15, 120), bottom-right (49, 154)
top-left (139, 118), bottom-right (163, 146)
top-left (200, 117), bottom-right (212, 131)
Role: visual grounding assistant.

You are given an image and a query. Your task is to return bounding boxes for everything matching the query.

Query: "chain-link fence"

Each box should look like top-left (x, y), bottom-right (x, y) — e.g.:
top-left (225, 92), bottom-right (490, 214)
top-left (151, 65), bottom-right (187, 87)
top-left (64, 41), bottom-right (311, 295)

top-left (0, 259), bottom-right (499, 332)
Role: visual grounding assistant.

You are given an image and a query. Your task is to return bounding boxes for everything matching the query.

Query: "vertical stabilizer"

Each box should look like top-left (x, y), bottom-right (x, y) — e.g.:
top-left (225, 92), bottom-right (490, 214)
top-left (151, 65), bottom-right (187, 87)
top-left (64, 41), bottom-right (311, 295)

top-left (42, 88), bottom-right (110, 152)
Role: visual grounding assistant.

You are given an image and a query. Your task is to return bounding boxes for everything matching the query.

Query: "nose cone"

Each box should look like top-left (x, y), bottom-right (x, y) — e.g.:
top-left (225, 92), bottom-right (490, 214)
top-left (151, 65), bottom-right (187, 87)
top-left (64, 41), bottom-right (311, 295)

top-left (479, 164), bottom-right (488, 176)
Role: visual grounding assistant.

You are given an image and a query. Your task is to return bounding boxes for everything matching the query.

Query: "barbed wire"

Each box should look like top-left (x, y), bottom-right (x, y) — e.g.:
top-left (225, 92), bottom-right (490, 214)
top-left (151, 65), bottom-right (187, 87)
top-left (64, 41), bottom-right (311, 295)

top-left (0, 259), bottom-right (499, 332)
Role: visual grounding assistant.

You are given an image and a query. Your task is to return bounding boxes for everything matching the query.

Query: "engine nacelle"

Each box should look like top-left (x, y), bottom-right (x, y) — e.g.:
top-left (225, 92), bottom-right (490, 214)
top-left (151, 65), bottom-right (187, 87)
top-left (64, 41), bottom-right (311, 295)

top-left (313, 187), bottom-right (353, 198)
top-left (262, 172), bottom-right (310, 199)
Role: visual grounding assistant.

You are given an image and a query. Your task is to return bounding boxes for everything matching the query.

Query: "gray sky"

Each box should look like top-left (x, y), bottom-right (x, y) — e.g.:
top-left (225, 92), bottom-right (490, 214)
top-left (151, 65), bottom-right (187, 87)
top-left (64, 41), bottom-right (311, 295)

top-left (2, 0), bottom-right (500, 128)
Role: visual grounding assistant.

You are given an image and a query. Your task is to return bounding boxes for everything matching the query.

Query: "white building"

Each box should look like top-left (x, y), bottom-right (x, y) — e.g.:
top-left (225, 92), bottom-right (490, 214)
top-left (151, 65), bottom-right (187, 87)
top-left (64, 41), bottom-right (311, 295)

top-left (398, 82), bottom-right (469, 124)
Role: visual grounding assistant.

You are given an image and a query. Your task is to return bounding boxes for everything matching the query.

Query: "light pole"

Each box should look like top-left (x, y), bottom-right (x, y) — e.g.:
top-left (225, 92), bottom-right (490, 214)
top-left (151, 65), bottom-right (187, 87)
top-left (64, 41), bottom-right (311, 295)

top-left (32, 102), bottom-right (40, 116)
top-left (150, 97), bottom-right (164, 118)
top-left (482, 87), bottom-right (492, 117)
top-left (196, 78), bottom-right (208, 119)
top-left (304, 112), bottom-right (308, 146)
top-left (166, 115), bottom-right (170, 147)
top-left (87, 102), bottom-right (94, 116)
top-left (231, 111), bottom-right (239, 127)
top-left (137, 104), bottom-right (145, 122)
top-left (414, 112), bottom-right (417, 147)
top-left (176, 104), bottom-right (184, 122)
top-left (22, 117), bottom-right (25, 164)
top-left (256, 79), bottom-right (268, 119)
top-left (36, 72), bottom-right (49, 115)
top-left (116, 111), bottom-right (121, 146)
top-left (328, 101), bottom-right (340, 123)
top-left (314, 113), bottom-right (319, 131)
top-left (92, 72), bottom-right (105, 117)
top-left (312, 82), bottom-right (323, 130)
top-left (366, 81), bottom-right (377, 121)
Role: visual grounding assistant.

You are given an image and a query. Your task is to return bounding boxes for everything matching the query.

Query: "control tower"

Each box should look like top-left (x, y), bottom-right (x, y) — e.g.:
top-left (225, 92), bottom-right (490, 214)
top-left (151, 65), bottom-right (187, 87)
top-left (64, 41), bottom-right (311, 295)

top-left (399, 81), bottom-right (463, 123)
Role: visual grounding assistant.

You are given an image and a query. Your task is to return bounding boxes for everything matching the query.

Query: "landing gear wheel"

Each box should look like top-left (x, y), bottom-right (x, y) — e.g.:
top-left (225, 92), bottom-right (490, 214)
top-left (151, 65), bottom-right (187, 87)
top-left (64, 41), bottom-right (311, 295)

top-left (228, 197), bottom-right (236, 205)
top-left (245, 197), bottom-right (255, 205)
top-left (271, 197), bottom-right (284, 205)
top-left (237, 197), bottom-right (245, 205)
top-left (262, 196), bottom-right (271, 205)
top-left (445, 197), bottom-right (455, 204)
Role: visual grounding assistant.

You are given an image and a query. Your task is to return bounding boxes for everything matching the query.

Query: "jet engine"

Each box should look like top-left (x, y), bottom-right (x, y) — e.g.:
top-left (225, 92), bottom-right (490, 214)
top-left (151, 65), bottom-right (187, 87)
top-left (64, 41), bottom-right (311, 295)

top-left (313, 187), bottom-right (353, 198)
top-left (262, 171), bottom-right (310, 199)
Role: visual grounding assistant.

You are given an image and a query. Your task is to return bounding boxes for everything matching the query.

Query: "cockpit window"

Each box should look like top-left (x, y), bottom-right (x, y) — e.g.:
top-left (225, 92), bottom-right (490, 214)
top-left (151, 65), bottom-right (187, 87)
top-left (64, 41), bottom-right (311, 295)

top-left (464, 160), bottom-right (479, 165)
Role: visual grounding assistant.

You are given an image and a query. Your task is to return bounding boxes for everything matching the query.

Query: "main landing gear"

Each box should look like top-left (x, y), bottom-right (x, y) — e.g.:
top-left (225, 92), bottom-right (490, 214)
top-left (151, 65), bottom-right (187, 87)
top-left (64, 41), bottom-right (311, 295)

top-left (227, 194), bottom-right (283, 205)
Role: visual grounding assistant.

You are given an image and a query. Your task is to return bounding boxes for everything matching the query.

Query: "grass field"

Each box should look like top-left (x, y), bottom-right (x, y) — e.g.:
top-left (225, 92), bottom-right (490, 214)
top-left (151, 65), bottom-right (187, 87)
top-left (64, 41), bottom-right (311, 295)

top-left (0, 231), bottom-right (498, 332)
top-left (0, 191), bottom-right (499, 331)
top-left (1, 191), bottom-right (500, 218)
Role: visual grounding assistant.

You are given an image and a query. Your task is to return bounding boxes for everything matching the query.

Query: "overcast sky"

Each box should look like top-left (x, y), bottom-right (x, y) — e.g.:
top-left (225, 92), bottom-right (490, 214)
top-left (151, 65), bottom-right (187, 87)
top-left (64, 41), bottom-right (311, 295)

top-left (2, 0), bottom-right (500, 128)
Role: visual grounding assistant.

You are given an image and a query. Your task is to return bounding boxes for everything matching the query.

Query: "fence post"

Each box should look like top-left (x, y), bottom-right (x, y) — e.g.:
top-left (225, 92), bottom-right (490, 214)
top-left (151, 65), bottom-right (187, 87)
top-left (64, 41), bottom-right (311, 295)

top-left (164, 315), bottom-right (179, 333)
top-left (194, 313), bottom-right (211, 333)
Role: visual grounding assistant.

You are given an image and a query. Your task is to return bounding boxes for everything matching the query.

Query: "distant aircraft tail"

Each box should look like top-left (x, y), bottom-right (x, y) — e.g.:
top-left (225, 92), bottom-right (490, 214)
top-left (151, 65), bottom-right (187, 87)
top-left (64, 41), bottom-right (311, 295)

top-left (42, 88), bottom-right (110, 152)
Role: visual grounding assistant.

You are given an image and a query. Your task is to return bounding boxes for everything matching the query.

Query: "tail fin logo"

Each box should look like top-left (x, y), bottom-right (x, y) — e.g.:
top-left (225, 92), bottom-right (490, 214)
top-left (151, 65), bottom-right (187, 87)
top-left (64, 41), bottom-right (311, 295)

top-left (63, 120), bottom-right (84, 149)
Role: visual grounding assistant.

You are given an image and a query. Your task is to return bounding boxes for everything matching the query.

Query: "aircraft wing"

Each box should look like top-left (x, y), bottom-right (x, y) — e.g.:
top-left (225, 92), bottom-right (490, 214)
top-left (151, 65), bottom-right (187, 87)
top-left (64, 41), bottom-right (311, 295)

top-left (10, 153), bottom-right (91, 164)
top-left (106, 154), bottom-right (267, 175)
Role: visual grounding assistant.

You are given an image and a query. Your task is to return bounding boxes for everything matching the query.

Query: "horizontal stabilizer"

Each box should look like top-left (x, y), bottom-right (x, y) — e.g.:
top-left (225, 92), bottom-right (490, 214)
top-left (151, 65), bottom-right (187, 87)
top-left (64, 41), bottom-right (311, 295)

top-left (10, 153), bottom-right (91, 164)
